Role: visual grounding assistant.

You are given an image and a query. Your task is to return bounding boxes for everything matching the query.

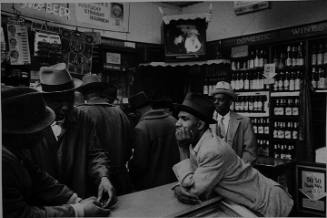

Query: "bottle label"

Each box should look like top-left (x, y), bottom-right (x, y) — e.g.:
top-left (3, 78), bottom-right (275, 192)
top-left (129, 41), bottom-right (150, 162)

top-left (258, 126), bottom-right (264, 134)
top-left (253, 126), bottom-right (257, 134)
top-left (285, 107), bottom-right (292, 116)
top-left (292, 107), bottom-right (299, 116)
top-left (273, 130), bottom-right (278, 138)
top-left (274, 107), bottom-right (280, 116)
top-left (278, 130), bottom-right (284, 139)
top-left (264, 126), bottom-right (269, 134)
top-left (312, 54), bottom-right (317, 65)
top-left (285, 131), bottom-right (291, 139)
top-left (292, 130), bottom-right (298, 139)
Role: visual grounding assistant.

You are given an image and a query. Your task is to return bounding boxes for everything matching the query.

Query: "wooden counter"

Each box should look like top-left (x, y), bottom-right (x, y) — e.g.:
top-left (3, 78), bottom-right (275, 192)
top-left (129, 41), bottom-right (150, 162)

top-left (110, 183), bottom-right (256, 217)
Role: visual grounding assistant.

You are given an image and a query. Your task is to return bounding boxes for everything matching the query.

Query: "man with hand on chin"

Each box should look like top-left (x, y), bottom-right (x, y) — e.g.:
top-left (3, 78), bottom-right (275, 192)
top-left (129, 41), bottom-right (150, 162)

top-left (172, 92), bottom-right (293, 217)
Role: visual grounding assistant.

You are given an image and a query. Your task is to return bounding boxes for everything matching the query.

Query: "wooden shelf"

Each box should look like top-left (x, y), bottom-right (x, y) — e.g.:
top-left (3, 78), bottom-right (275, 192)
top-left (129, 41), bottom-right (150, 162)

top-left (271, 91), bottom-right (300, 97)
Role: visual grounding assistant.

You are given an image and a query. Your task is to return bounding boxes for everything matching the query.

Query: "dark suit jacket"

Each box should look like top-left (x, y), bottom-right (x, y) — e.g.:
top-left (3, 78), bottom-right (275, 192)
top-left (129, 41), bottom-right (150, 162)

top-left (211, 111), bottom-right (257, 164)
top-left (2, 147), bottom-right (76, 218)
top-left (129, 109), bottom-right (179, 190)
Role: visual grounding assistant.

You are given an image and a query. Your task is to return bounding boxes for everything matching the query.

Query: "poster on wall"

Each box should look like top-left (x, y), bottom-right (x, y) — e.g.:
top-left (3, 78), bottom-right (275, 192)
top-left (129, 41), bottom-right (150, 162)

top-left (73, 3), bottom-right (130, 32)
top-left (7, 22), bottom-right (31, 65)
top-left (61, 29), bottom-right (101, 75)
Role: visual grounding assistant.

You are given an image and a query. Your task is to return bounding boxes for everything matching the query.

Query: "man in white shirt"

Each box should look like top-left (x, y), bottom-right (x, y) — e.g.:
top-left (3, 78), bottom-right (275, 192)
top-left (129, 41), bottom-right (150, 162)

top-left (211, 81), bottom-right (257, 164)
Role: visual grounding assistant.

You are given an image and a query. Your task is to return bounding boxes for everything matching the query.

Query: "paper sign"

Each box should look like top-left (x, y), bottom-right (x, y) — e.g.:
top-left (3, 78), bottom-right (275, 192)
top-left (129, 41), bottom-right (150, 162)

top-left (263, 63), bottom-right (276, 78)
top-left (300, 171), bottom-right (326, 201)
top-left (106, 52), bottom-right (121, 65)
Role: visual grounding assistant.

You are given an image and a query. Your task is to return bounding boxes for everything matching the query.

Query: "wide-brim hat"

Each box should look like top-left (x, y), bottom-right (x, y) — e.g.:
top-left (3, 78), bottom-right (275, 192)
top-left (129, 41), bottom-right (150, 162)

top-left (2, 87), bottom-right (55, 134)
top-left (78, 73), bottom-right (107, 93)
top-left (128, 91), bottom-right (150, 110)
top-left (212, 81), bottom-right (237, 99)
top-left (37, 63), bottom-right (82, 94)
top-left (174, 92), bottom-right (216, 124)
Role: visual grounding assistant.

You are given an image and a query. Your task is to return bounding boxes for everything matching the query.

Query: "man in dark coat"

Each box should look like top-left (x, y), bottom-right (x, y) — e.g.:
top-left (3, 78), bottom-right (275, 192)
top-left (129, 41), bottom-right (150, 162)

top-left (2, 87), bottom-right (110, 217)
top-left (31, 63), bottom-right (115, 207)
top-left (77, 74), bottom-right (133, 195)
top-left (128, 91), bottom-right (180, 190)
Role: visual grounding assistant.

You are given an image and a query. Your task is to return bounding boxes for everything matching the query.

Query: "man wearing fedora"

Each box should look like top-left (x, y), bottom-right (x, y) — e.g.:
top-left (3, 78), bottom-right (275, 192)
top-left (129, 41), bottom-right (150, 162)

top-left (77, 73), bottom-right (133, 195)
top-left (211, 81), bottom-right (257, 164)
top-left (31, 63), bottom-right (115, 208)
top-left (2, 87), bottom-right (111, 217)
top-left (172, 92), bottom-right (293, 217)
top-left (128, 91), bottom-right (179, 191)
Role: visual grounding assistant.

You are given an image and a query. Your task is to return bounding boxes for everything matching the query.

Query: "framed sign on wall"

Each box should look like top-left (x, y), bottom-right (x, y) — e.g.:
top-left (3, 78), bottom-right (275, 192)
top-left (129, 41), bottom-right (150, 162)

top-left (295, 162), bottom-right (326, 216)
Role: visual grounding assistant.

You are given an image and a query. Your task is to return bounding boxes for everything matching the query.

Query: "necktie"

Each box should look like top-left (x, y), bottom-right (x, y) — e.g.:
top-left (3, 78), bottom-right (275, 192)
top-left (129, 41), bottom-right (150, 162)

top-left (218, 117), bottom-right (226, 138)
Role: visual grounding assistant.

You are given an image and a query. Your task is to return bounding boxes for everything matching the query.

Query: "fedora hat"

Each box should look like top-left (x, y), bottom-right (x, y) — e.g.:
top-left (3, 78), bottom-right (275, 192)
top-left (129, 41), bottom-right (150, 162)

top-left (38, 63), bottom-right (82, 93)
top-left (1, 87), bottom-right (55, 134)
top-left (174, 92), bottom-right (216, 124)
top-left (128, 91), bottom-right (150, 109)
top-left (78, 74), bottom-right (107, 93)
top-left (212, 81), bottom-right (237, 99)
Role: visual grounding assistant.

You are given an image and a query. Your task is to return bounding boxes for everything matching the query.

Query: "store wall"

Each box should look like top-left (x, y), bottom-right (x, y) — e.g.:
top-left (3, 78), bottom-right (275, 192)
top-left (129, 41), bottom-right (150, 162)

top-left (1, 2), bottom-right (180, 44)
top-left (182, 1), bottom-right (327, 41)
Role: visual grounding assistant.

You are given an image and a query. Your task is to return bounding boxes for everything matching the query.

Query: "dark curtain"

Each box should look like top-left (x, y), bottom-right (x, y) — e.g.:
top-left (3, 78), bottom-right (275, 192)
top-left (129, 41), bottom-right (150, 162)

top-left (297, 77), bottom-right (314, 162)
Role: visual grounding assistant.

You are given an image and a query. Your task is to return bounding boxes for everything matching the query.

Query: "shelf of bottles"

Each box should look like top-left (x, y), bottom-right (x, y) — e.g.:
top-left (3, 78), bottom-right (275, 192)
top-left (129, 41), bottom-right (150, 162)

top-left (230, 48), bottom-right (269, 91)
top-left (310, 38), bottom-right (327, 91)
top-left (203, 69), bottom-right (227, 96)
top-left (270, 93), bottom-right (300, 160)
top-left (232, 91), bottom-right (269, 117)
top-left (251, 117), bottom-right (270, 158)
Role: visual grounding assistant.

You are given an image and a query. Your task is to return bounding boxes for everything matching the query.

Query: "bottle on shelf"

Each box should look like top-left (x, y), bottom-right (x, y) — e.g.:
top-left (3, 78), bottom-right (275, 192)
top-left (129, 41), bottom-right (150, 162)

top-left (318, 67), bottom-right (326, 89)
top-left (311, 44), bottom-right (317, 66)
top-left (286, 45), bottom-right (292, 67)
top-left (297, 42), bottom-right (304, 66)
top-left (291, 45), bottom-right (297, 66)
top-left (289, 71), bottom-right (295, 91)
top-left (278, 51), bottom-right (285, 69)
top-left (324, 41), bottom-right (327, 65)
top-left (274, 144), bottom-right (280, 159)
top-left (284, 71), bottom-right (290, 91)
top-left (317, 43), bottom-right (324, 65)
top-left (292, 122), bottom-right (298, 140)
top-left (248, 50), bottom-right (255, 69)
top-left (285, 98), bottom-right (293, 116)
top-left (294, 71), bottom-right (301, 90)
top-left (278, 71), bottom-right (284, 91)
top-left (254, 49), bottom-right (260, 68)
top-left (292, 98), bottom-right (299, 116)
top-left (244, 72), bottom-right (249, 90)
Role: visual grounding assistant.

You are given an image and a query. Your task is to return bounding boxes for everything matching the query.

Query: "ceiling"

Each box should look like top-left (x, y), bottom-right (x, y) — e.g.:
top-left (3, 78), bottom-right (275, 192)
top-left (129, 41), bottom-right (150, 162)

top-left (163, 1), bottom-right (202, 8)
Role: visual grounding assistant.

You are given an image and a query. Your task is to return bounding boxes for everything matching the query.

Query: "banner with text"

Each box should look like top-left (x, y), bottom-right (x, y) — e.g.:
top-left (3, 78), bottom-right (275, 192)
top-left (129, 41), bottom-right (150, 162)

top-left (73, 3), bottom-right (129, 32)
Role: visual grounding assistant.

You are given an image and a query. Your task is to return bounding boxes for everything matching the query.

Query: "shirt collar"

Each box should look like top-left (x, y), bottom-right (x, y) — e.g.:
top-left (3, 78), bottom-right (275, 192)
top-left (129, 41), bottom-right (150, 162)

top-left (217, 111), bottom-right (230, 121)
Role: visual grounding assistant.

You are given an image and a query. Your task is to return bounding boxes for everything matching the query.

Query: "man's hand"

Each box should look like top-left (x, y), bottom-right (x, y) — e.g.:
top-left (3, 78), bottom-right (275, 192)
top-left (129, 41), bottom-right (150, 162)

top-left (173, 185), bottom-right (200, 205)
top-left (97, 177), bottom-right (117, 208)
top-left (175, 127), bottom-right (193, 147)
top-left (79, 196), bottom-right (110, 217)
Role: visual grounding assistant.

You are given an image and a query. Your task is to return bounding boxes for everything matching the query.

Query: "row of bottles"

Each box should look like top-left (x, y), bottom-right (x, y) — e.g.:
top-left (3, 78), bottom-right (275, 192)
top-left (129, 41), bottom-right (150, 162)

top-left (311, 66), bottom-right (327, 89)
top-left (272, 70), bottom-right (302, 91)
top-left (273, 42), bottom-right (305, 69)
top-left (273, 97), bottom-right (299, 116)
top-left (252, 117), bottom-right (269, 135)
top-left (231, 49), bottom-right (268, 71)
top-left (273, 144), bottom-right (295, 160)
top-left (232, 95), bottom-right (267, 113)
top-left (273, 121), bottom-right (299, 140)
top-left (311, 40), bottom-right (327, 66)
top-left (231, 72), bottom-right (269, 91)
top-left (257, 139), bottom-right (270, 157)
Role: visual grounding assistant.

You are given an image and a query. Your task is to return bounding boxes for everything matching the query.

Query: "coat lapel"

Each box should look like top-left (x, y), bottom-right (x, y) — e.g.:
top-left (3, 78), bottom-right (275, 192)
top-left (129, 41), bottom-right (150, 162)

top-left (226, 112), bottom-right (241, 149)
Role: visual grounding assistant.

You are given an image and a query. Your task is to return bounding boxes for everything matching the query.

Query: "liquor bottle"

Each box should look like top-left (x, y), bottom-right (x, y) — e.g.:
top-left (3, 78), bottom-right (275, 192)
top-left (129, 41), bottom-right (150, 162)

top-left (254, 49), bottom-right (260, 68)
top-left (248, 96), bottom-right (254, 112)
top-left (248, 50), bottom-right (254, 69)
top-left (324, 41), bottom-right (327, 65)
top-left (274, 99), bottom-right (280, 116)
top-left (253, 96), bottom-right (259, 112)
top-left (284, 71), bottom-right (290, 91)
top-left (297, 42), bottom-right (304, 66)
top-left (284, 122), bottom-right (292, 139)
top-left (231, 73), bottom-right (236, 90)
top-left (318, 67), bottom-right (326, 89)
top-left (294, 71), bottom-right (301, 90)
top-left (264, 118), bottom-right (269, 135)
top-left (258, 72), bottom-right (264, 90)
top-left (273, 49), bottom-right (279, 66)
top-left (286, 45), bottom-right (292, 67)
top-left (311, 67), bottom-right (317, 89)
top-left (289, 71), bottom-right (295, 91)
top-left (286, 145), bottom-right (292, 160)
top-left (258, 118), bottom-right (264, 135)
top-left (278, 122), bottom-right (285, 139)
top-left (259, 49), bottom-right (264, 67)
top-left (285, 98), bottom-right (293, 116)
top-left (274, 144), bottom-right (280, 159)
top-left (243, 96), bottom-right (248, 112)
top-left (252, 118), bottom-right (257, 134)
top-left (273, 74), bottom-right (278, 91)
top-left (244, 72), bottom-right (249, 90)
top-left (280, 99), bottom-right (285, 116)
top-left (292, 98), bottom-right (299, 116)
top-left (311, 44), bottom-right (317, 66)
top-left (239, 73), bottom-right (244, 90)
top-left (317, 43), bottom-right (324, 65)
top-left (280, 145), bottom-right (286, 159)
top-left (278, 71), bottom-right (284, 91)
top-left (291, 45), bottom-right (297, 66)
top-left (292, 122), bottom-right (298, 140)
top-left (273, 122), bottom-right (278, 138)
top-left (278, 51), bottom-right (285, 69)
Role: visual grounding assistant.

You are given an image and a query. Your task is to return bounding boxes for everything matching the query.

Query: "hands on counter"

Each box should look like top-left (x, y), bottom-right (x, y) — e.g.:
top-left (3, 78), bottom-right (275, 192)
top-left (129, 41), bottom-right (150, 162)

top-left (173, 185), bottom-right (201, 205)
top-left (80, 196), bottom-right (111, 217)
top-left (176, 127), bottom-right (192, 160)
top-left (97, 177), bottom-right (117, 208)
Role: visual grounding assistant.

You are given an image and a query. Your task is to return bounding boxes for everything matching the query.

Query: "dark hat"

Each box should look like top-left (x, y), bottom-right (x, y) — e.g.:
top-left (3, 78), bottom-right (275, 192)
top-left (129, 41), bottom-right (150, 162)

top-left (174, 92), bottom-right (216, 124)
top-left (78, 74), bottom-right (107, 93)
top-left (1, 87), bottom-right (55, 134)
top-left (128, 91), bottom-right (150, 109)
top-left (152, 97), bottom-right (173, 109)
top-left (212, 81), bottom-right (237, 99)
top-left (37, 63), bottom-right (82, 93)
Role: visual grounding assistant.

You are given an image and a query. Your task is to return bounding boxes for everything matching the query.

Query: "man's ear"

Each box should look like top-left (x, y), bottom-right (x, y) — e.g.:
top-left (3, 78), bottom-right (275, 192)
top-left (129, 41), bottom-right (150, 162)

top-left (196, 120), bottom-right (206, 131)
